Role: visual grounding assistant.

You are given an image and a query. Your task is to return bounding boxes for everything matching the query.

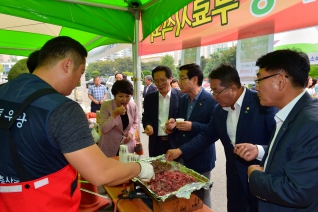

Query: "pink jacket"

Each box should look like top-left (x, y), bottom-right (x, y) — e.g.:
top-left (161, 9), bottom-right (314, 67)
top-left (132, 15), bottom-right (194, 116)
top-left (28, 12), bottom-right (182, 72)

top-left (98, 99), bottom-right (138, 157)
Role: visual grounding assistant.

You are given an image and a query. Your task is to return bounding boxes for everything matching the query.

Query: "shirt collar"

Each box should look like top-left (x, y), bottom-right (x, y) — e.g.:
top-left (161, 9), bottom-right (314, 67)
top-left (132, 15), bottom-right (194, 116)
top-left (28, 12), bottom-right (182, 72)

top-left (222, 87), bottom-right (246, 111)
top-left (275, 90), bottom-right (306, 123)
top-left (187, 87), bottom-right (203, 102)
top-left (159, 88), bottom-right (172, 98)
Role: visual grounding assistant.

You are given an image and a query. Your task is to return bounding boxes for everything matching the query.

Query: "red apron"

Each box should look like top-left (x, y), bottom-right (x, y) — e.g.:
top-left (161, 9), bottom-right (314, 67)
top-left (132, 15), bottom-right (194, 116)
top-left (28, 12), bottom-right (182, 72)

top-left (0, 165), bottom-right (81, 212)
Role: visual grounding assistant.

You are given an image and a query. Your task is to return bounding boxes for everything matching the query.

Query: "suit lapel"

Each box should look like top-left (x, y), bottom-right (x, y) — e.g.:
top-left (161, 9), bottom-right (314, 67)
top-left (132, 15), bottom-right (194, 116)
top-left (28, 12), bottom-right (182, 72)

top-left (261, 127), bottom-right (276, 166)
top-left (218, 109), bottom-right (229, 139)
top-left (189, 90), bottom-right (205, 120)
top-left (264, 92), bottom-right (312, 170)
top-left (154, 91), bottom-right (159, 130)
top-left (169, 89), bottom-right (176, 118)
top-left (236, 89), bottom-right (253, 143)
top-left (143, 86), bottom-right (147, 96)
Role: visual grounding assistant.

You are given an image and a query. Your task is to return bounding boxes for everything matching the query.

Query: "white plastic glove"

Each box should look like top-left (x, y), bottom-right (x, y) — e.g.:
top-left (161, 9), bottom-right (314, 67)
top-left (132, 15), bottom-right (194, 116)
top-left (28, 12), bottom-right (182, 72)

top-left (137, 161), bottom-right (155, 182)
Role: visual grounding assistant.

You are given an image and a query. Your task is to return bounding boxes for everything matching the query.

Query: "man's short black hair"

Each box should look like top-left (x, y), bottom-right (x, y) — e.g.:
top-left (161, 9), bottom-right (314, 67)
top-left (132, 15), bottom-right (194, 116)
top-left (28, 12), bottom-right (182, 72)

top-left (27, 50), bottom-right (40, 73)
top-left (115, 73), bottom-right (127, 79)
top-left (152, 66), bottom-right (172, 79)
top-left (179, 63), bottom-right (203, 86)
top-left (208, 63), bottom-right (241, 88)
top-left (256, 49), bottom-right (310, 88)
top-left (38, 36), bottom-right (87, 71)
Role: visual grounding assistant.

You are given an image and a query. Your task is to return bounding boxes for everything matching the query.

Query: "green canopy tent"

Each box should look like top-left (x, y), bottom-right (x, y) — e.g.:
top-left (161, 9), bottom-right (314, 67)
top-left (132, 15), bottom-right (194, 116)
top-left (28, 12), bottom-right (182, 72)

top-left (0, 0), bottom-right (193, 133)
top-left (0, 0), bottom-right (192, 56)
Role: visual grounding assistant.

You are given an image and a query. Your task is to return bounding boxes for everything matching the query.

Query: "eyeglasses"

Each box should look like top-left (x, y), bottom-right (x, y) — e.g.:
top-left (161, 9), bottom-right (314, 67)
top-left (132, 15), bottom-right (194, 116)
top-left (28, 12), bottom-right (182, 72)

top-left (254, 73), bottom-right (289, 84)
top-left (154, 78), bottom-right (168, 84)
top-left (212, 85), bottom-right (231, 97)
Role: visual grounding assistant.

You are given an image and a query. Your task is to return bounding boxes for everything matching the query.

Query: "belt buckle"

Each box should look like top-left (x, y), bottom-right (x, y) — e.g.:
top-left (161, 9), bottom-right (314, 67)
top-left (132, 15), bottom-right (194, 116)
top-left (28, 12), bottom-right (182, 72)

top-left (161, 136), bottom-right (168, 141)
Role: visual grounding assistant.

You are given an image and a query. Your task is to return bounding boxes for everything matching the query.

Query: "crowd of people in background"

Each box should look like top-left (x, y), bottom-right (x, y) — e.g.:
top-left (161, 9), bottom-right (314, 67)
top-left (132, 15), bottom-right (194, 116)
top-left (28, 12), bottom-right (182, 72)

top-left (1, 35), bottom-right (318, 212)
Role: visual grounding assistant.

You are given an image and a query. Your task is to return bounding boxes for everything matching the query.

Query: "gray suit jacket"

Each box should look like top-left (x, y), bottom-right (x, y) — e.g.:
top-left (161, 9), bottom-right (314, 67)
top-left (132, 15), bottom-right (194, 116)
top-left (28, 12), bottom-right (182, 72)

top-left (143, 83), bottom-right (157, 98)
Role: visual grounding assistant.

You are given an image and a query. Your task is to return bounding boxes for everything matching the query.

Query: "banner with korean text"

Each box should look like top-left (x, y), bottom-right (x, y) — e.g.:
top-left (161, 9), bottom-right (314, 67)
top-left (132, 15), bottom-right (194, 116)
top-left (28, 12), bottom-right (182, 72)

top-left (236, 34), bottom-right (274, 84)
top-left (139, 0), bottom-right (318, 56)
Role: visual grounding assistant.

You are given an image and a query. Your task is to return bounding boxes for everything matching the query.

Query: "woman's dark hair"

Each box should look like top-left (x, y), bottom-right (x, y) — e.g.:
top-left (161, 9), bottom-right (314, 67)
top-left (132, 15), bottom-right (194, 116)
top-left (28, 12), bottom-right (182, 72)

top-left (310, 78), bottom-right (317, 89)
top-left (111, 79), bottom-right (133, 96)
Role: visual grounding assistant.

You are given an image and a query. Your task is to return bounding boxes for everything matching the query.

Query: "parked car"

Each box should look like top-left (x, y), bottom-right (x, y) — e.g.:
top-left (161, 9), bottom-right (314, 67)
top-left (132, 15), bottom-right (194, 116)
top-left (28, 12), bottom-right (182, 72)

top-left (106, 75), bottom-right (144, 97)
top-left (105, 76), bottom-right (115, 91)
top-left (86, 77), bottom-right (107, 88)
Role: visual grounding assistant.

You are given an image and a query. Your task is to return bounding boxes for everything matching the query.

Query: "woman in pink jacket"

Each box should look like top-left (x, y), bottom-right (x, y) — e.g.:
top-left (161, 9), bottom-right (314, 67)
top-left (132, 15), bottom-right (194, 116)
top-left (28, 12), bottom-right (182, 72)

top-left (99, 79), bottom-right (138, 157)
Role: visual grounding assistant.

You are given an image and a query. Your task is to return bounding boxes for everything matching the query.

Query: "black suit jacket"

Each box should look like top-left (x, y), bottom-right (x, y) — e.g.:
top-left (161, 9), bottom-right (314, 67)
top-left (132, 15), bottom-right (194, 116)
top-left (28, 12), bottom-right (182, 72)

top-left (142, 83), bottom-right (157, 98)
top-left (250, 92), bottom-right (318, 211)
top-left (142, 88), bottom-right (183, 157)
top-left (180, 89), bottom-right (277, 211)
top-left (177, 89), bottom-right (217, 173)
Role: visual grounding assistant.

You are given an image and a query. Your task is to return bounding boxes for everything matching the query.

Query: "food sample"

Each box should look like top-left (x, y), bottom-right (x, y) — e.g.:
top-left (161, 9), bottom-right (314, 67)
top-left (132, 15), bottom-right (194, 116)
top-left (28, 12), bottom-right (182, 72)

top-left (149, 160), bottom-right (197, 196)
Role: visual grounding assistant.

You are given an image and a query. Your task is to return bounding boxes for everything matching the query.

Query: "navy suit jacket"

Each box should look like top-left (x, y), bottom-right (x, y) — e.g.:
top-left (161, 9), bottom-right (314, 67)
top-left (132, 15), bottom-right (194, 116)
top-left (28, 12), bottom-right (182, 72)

top-left (250, 92), bottom-right (318, 212)
top-left (143, 83), bottom-right (157, 98)
top-left (177, 89), bottom-right (217, 173)
top-left (180, 88), bottom-right (277, 210)
top-left (142, 88), bottom-right (184, 157)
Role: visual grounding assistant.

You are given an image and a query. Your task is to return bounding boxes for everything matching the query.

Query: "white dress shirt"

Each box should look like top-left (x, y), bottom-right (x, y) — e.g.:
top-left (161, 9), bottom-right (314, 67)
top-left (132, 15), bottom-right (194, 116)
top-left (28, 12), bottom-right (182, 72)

top-left (263, 90), bottom-right (306, 171)
top-left (158, 89), bottom-right (171, 136)
top-left (222, 87), bottom-right (246, 146)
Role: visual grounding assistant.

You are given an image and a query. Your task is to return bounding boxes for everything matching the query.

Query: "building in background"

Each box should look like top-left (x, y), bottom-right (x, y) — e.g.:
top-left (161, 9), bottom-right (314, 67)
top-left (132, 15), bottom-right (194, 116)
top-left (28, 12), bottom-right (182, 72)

top-left (0, 54), bottom-right (25, 75)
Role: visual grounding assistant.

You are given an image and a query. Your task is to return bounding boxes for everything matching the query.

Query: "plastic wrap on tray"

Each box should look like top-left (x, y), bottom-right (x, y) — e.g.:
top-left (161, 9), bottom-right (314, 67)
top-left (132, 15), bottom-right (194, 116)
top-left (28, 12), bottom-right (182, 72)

top-left (132, 154), bottom-right (212, 202)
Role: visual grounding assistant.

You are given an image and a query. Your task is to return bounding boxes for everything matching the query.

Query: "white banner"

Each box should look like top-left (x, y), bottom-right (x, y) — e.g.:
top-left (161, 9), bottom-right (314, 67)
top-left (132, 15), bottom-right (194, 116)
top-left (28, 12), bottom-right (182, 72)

top-left (308, 52), bottom-right (318, 65)
top-left (236, 35), bottom-right (274, 84)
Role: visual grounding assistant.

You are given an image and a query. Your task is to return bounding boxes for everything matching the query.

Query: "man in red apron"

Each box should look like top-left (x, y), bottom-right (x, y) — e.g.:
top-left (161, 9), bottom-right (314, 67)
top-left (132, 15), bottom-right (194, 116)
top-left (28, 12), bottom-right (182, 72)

top-left (0, 36), bottom-right (154, 211)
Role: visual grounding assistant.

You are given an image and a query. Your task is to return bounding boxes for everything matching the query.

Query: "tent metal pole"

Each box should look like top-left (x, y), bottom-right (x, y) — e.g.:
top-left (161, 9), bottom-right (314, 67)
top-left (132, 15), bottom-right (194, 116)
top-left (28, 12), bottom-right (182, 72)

top-left (56, 0), bottom-right (129, 11)
top-left (132, 10), bottom-right (143, 138)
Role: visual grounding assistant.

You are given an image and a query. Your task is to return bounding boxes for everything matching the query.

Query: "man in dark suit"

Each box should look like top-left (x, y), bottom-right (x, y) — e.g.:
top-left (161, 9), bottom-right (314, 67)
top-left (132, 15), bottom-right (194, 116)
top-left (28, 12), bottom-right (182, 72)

top-left (236, 49), bottom-right (318, 211)
top-left (166, 64), bottom-right (277, 212)
top-left (142, 66), bottom-right (183, 157)
top-left (142, 75), bottom-right (157, 98)
top-left (164, 63), bottom-right (217, 208)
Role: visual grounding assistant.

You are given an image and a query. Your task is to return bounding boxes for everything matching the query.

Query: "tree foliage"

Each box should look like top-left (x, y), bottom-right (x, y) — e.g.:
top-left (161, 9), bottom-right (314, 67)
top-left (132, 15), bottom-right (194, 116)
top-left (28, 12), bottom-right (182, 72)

top-left (310, 65), bottom-right (318, 79)
top-left (203, 52), bottom-right (222, 77)
top-left (8, 58), bottom-right (29, 81)
top-left (91, 70), bottom-right (100, 77)
top-left (160, 55), bottom-right (175, 72)
top-left (142, 70), bottom-right (152, 76)
top-left (219, 45), bottom-right (237, 67)
top-left (113, 57), bottom-right (133, 73)
top-left (200, 56), bottom-right (207, 72)
top-left (160, 54), bottom-right (178, 77)
top-left (141, 61), bottom-right (160, 72)
top-left (203, 46), bottom-right (237, 77)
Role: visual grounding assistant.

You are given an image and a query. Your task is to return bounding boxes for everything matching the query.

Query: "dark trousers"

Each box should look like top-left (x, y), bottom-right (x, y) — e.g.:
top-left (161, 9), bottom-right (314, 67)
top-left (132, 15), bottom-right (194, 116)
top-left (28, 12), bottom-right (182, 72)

top-left (90, 102), bottom-right (101, 112)
top-left (151, 136), bottom-right (171, 157)
top-left (227, 177), bottom-right (258, 212)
